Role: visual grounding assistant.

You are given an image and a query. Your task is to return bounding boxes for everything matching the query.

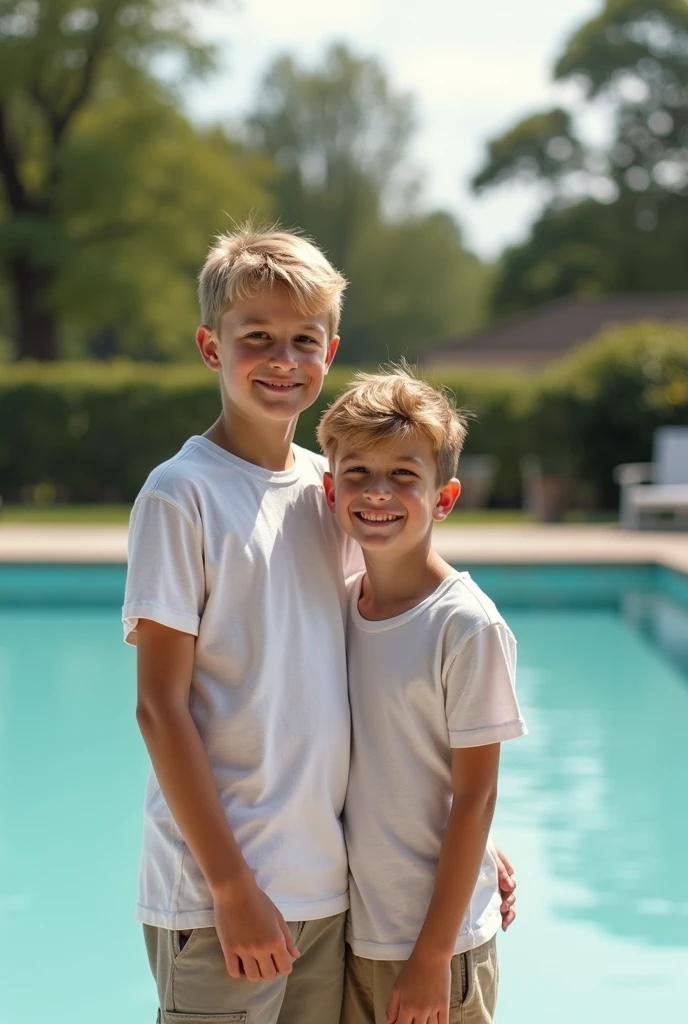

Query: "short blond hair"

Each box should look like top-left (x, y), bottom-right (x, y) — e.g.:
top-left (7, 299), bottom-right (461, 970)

top-left (317, 366), bottom-right (469, 485)
top-left (198, 223), bottom-right (347, 334)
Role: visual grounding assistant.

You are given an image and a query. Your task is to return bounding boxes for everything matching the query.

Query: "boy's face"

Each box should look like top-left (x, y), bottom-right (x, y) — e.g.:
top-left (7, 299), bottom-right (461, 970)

top-left (196, 283), bottom-right (339, 425)
top-left (323, 433), bottom-right (460, 556)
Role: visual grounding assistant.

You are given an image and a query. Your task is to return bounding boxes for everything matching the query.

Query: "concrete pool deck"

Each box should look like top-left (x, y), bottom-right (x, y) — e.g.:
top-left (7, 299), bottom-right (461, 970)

top-left (1, 522), bottom-right (688, 573)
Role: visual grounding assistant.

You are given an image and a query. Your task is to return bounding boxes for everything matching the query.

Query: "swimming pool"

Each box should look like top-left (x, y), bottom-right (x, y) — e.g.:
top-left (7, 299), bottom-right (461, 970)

top-left (1, 563), bottom-right (687, 1023)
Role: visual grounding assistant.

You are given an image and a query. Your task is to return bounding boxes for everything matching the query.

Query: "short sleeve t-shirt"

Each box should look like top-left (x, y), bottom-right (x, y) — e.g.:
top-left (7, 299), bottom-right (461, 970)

top-left (344, 569), bottom-right (527, 960)
top-left (123, 436), bottom-right (362, 929)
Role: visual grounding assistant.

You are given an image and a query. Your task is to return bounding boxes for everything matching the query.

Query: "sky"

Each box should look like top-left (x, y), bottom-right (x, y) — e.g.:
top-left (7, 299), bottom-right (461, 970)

top-left (190, 0), bottom-right (603, 260)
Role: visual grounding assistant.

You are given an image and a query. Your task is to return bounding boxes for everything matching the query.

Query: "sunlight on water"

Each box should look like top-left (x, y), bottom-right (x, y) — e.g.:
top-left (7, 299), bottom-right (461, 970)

top-left (1, 565), bottom-right (687, 1023)
top-left (0, 607), bottom-right (155, 1022)
top-left (492, 610), bottom-right (688, 1022)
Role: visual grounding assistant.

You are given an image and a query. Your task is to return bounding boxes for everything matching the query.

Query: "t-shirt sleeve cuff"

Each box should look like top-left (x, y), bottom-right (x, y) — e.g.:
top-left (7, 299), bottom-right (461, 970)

top-left (122, 601), bottom-right (201, 646)
top-left (449, 719), bottom-right (528, 748)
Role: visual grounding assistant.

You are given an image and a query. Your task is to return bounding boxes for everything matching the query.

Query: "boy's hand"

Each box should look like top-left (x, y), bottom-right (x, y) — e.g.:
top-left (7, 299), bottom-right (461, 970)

top-left (213, 878), bottom-right (300, 982)
top-left (385, 951), bottom-right (451, 1024)
top-left (494, 846), bottom-right (517, 931)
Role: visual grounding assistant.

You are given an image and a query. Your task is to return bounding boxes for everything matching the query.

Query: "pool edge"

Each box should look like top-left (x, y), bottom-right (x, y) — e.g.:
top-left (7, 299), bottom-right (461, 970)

top-left (1, 523), bottom-right (687, 576)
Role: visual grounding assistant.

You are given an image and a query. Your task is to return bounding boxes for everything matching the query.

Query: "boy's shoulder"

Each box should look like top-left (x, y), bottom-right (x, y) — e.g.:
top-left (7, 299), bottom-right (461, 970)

top-left (293, 443), bottom-right (328, 477)
top-left (435, 571), bottom-right (513, 650)
top-left (136, 437), bottom-right (212, 509)
top-left (135, 438), bottom-right (329, 519)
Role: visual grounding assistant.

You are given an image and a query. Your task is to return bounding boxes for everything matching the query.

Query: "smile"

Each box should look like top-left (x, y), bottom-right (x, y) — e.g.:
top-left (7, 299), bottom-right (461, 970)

top-left (355, 511), bottom-right (403, 522)
top-left (255, 380), bottom-right (302, 390)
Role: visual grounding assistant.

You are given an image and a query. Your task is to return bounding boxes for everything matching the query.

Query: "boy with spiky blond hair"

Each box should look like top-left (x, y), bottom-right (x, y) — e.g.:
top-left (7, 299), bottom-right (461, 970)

top-left (318, 368), bottom-right (527, 1024)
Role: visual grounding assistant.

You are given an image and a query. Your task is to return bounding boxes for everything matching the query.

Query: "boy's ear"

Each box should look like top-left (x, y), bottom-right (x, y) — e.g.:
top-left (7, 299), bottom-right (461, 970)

top-left (196, 326), bottom-right (221, 371)
top-left (433, 478), bottom-right (461, 521)
top-left (324, 336), bottom-right (340, 374)
top-left (323, 471), bottom-right (336, 514)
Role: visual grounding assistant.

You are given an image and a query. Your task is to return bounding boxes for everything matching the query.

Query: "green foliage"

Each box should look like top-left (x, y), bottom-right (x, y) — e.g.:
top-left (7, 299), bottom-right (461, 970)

top-left (342, 212), bottom-right (491, 366)
top-left (248, 44), bottom-right (415, 214)
top-left (2, 326), bottom-right (685, 509)
top-left (472, 0), bottom-right (688, 315)
top-left (0, 360), bottom-right (524, 504)
top-left (524, 321), bottom-right (688, 502)
top-left (0, 361), bottom-right (218, 500)
top-left (472, 108), bottom-right (584, 192)
top-left (554, 0), bottom-right (688, 101)
top-left (0, 0), bottom-right (273, 359)
top-left (56, 74), bottom-right (274, 359)
top-left (2, 22), bottom-right (489, 363)
top-left (247, 44), bottom-right (491, 365)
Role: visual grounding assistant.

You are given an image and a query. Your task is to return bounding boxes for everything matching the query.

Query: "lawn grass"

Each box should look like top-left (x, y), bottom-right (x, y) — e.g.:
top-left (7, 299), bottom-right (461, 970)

top-left (0, 504), bottom-right (617, 526)
top-left (442, 509), bottom-right (534, 525)
top-left (0, 504), bottom-right (132, 524)
top-left (443, 509), bottom-right (617, 525)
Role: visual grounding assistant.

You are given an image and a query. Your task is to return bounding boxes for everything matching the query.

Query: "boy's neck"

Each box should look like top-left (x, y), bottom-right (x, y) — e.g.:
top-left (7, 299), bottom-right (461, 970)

top-left (205, 409), bottom-right (297, 472)
top-left (358, 541), bottom-right (454, 621)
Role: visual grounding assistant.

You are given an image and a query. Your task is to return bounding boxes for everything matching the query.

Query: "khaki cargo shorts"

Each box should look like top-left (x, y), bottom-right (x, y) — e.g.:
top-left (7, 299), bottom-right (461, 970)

top-left (341, 935), bottom-right (498, 1024)
top-left (144, 912), bottom-right (346, 1024)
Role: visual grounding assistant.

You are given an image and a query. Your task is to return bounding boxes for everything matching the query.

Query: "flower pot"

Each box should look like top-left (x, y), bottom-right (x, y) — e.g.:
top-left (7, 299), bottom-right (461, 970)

top-left (531, 475), bottom-right (571, 522)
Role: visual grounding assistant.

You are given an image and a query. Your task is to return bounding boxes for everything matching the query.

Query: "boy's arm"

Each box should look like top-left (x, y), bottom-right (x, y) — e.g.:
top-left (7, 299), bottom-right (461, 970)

top-left (385, 743), bottom-right (500, 1024)
top-left (136, 618), bottom-right (299, 981)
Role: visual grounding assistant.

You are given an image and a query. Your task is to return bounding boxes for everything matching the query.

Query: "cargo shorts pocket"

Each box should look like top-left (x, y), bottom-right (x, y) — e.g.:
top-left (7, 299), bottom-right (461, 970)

top-left (171, 928), bottom-right (202, 966)
top-left (162, 1014), bottom-right (247, 1023)
top-left (449, 952), bottom-right (469, 1008)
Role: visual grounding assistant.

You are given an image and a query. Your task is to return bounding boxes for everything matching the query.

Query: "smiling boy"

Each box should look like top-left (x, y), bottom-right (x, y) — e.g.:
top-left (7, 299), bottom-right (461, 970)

top-left (123, 227), bottom-right (363, 1023)
top-left (318, 368), bottom-right (527, 1024)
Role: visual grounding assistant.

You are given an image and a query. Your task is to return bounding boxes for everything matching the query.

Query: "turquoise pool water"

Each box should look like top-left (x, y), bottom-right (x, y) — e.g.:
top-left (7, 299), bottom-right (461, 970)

top-left (1, 563), bottom-right (687, 1023)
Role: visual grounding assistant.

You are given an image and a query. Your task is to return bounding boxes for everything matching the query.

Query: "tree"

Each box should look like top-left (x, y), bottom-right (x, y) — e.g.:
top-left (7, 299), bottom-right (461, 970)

top-left (247, 44), bottom-right (416, 270)
top-left (472, 0), bottom-right (688, 315)
top-left (0, 0), bottom-right (271, 360)
top-left (342, 211), bottom-right (490, 366)
top-left (247, 44), bottom-right (490, 365)
top-left (54, 71), bottom-right (273, 360)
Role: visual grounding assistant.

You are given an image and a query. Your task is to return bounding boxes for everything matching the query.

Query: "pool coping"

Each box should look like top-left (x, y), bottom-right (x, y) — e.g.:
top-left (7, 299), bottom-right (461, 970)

top-left (1, 523), bottom-right (688, 574)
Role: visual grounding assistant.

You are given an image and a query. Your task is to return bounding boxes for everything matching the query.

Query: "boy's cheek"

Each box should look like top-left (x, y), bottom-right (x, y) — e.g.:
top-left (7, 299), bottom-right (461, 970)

top-left (336, 498), bottom-right (358, 531)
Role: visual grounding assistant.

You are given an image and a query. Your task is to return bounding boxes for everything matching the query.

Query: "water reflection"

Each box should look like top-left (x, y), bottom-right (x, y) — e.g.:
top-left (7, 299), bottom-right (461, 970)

top-left (0, 608), bottom-right (151, 1022)
top-left (623, 588), bottom-right (688, 683)
top-left (2, 564), bottom-right (687, 1022)
top-left (502, 606), bottom-right (688, 949)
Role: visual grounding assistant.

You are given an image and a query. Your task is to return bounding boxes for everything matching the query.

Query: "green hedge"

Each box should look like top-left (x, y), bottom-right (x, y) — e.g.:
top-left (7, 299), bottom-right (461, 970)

top-left (521, 322), bottom-right (688, 505)
top-left (1, 322), bottom-right (687, 507)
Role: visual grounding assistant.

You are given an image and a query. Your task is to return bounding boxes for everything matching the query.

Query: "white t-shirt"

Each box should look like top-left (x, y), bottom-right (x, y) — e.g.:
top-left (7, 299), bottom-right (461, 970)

top-left (122, 436), bottom-right (362, 929)
top-left (344, 569), bottom-right (527, 960)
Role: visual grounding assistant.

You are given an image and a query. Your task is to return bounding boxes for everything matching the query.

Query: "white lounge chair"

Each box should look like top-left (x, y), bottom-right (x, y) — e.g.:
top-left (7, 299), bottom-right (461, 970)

top-left (614, 426), bottom-right (688, 529)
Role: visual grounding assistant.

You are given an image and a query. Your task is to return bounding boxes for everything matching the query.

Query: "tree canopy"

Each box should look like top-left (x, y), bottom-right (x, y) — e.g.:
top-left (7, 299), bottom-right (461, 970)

top-left (0, 0), bottom-right (272, 359)
top-left (1, 18), bottom-right (489, 362)
top-left (247, 44), bottom-right (490, 366)
top-left (472, 0), bottom-right (688, 315)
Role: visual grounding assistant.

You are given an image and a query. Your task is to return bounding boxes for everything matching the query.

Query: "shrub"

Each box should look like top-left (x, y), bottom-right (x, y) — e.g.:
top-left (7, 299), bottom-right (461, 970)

top-left (534, 322), bottom-right (688, 505)
top-left (0, 363), bottom-right (220, 502)
top-left (1, 322), bottom-right (686, 508)
top-left (0, 361), bottom-right (527, 504)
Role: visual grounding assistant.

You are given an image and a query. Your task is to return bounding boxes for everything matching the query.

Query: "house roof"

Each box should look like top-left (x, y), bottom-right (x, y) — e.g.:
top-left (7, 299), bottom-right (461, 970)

top-left (422, 294), bottom-right (688, 369)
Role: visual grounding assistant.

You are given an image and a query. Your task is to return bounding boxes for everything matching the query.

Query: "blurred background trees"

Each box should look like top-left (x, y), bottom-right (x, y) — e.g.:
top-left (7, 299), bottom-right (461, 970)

top-left (0, 0), bottom-right (272, 361)
top-left (246, 44), bottom-right (489, 365)
top-left (1, 0), bottom-right (687, 363)
top-left (1, 0), bottom-right (687, 511)
top-left (0, 5), bottom-right (488, 363)
top-left (472, 0), bottom-right (688, 316)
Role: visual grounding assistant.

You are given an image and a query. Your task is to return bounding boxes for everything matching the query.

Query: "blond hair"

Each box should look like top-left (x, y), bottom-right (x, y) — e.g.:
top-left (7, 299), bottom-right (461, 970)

top-left (198, 223), bottom-right (347, 334)
top-left (317, 366), bottom-right (469, 484)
